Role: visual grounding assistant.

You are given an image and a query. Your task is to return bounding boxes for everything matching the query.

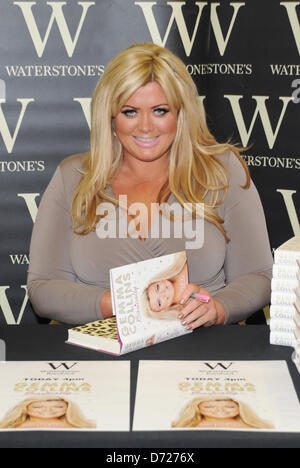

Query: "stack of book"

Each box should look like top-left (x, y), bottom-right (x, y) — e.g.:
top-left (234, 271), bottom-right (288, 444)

top-left (292, 260), bottom-right (300, 372)
top-left (270, 237), bottom-right (300, 347)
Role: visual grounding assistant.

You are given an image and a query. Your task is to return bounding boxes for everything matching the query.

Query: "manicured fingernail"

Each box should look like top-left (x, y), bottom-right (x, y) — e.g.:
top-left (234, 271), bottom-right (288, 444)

top-left (178, 314), bottom-right (183, 319)
top-left (180, 298), bottom-right (185, 304)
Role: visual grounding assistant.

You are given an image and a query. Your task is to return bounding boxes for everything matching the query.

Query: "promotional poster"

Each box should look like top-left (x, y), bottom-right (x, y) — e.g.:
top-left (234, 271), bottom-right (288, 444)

top-left (133, 360), bottom-right (300, 432)
top-left (0, 361), bottom-right (130, 431)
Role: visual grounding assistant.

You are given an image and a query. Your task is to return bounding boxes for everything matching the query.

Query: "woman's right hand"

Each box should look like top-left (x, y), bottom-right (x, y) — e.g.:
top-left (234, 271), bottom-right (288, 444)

top-left (178, 284), bottom-right (226, 328)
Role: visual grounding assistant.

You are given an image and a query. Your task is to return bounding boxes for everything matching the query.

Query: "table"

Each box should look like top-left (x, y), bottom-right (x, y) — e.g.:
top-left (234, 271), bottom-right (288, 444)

top-left (0, 324), bottom-right (299, 448)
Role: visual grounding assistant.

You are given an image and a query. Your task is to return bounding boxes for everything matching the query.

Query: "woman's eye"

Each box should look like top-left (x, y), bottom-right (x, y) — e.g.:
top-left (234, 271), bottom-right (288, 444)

top-left (122, 109), bottom-right (136, 117)
top-left (156, 284), bottom-right (160, 291)
top-left (154, 108), bottom-right (169, 116)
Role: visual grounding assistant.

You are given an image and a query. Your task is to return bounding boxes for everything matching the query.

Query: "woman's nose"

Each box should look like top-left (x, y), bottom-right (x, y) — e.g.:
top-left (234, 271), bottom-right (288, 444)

top-left (138, 112), bottom-right (153, 133)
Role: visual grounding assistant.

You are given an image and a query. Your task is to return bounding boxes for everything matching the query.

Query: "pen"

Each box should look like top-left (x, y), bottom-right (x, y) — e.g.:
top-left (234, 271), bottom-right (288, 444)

top-left (190, 292), bottom-right (210, 303)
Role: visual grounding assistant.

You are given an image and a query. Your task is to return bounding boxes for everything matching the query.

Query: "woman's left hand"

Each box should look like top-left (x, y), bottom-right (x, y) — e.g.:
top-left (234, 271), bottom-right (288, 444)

top-left (178, 284), bottom-right (226, 329)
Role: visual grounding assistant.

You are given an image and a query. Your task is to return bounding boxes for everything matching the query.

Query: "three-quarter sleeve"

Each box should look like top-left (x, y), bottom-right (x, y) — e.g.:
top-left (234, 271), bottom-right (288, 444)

top-left (213, 154), bottom-right (273, 324)
top-left (27, 163), bottom-right (107, 324)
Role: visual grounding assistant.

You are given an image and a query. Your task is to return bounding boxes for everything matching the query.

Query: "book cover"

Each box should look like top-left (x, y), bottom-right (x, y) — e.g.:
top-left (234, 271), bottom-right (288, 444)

top-left (0, 361), bottom-right (130, 431)
top-left (67, 251), bottom-right (192, 355)
top-left (67, 317), bottom-right (120, 355)
top-left (133, 360), bottom-right (300, 432)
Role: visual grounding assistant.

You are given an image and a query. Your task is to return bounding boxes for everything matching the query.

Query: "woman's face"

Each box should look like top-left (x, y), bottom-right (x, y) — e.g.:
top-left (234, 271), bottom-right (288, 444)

top-left (198, 400), bottom-right (240, 420)
top-left (27, 400), bottom-right (68, 420)
top-left (147, 279), bottom-right (175, 312)
top-left (114, 81), bottom-right (178, 164)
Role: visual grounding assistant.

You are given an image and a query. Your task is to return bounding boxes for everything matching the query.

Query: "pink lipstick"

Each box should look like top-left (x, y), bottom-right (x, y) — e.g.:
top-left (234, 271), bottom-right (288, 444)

top-left (133, 135), bottom-right (160, 148)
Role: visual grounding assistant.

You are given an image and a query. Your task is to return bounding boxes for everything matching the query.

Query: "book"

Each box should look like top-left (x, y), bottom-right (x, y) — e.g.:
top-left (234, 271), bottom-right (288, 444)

top-left (67, 317), bottom-right (119, 355)
top-left (270, 331), bottom-right (296, 347)
top-left (0, 361), bottom-right (130, 431)
top-left (296, 287), bottom-right (300, 312)
top-left (270, 291), bottom-right (296, 306)
top-left (272, 263), bottom-right (299, 280)
top-left (292, 260), bottom-right (300, 371)
top-left (294, 308), bottom-right (300, 338)
top-left (270, 318), bottom-right (296, 333)
top-left (133, 360), bottom-right (300, 432)
top-left (270, 238), bottom-right (300, 347)
top-left (274, 237), bottom-right (300, 264)
top-left (270, 304), bottom-right (296, 320)
top-left (67, 251), bottom-right (192, 355)
top-left (271, 278), bottom-right (299, 291)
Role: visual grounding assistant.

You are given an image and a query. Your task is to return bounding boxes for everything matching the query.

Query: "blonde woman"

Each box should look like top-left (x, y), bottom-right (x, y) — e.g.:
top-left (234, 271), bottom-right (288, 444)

top-left (172, 396), bottom-right (274, 430)
top-left (27, 42), bottom-right (273, 326)
top-left (0, 396), bottom-right (96, 429)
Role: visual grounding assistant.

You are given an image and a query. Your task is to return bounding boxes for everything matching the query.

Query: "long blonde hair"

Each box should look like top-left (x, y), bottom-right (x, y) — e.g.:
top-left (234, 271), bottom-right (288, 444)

top-left (71, 42), bottom-right (249, 238)
top-left (0, 396), bottom-right (96, 429)
top-left (172, 395), bottom-right (274, 429)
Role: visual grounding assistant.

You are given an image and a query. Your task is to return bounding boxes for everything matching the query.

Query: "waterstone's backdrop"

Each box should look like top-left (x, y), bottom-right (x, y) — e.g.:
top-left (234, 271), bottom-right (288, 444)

top-left (0, 0), bottom-right (299, 324)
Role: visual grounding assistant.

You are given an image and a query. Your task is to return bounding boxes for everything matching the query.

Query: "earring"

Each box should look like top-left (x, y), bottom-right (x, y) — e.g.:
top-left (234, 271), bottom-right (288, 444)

top-left (111, 119), bottom-right (117, 137)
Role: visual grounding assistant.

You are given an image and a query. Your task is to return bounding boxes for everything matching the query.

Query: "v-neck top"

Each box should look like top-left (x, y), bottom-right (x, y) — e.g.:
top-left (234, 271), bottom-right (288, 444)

top-left (27, 152), bottom-right (273, 324)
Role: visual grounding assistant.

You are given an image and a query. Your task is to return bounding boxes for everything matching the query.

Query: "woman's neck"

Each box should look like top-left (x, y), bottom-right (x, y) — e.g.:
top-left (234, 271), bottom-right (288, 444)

top-left (119, 153), bottom-right (169, 184)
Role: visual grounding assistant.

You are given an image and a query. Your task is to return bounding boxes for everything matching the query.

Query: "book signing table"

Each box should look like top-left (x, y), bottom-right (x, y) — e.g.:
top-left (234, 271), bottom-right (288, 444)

top-left (0, 324), bottom-right (300, 449)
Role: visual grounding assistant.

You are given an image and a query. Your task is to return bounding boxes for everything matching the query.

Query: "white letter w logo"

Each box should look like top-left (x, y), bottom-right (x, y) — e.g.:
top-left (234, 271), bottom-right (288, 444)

top-left (13, 1), bottom-right (95, 58)
top-left (135, 2), bottom-right (245, 57)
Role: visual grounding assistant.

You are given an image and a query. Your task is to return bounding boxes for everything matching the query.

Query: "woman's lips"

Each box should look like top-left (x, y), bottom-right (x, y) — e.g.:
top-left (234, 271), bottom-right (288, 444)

top-left (133, 135), bottom-right (160, 148)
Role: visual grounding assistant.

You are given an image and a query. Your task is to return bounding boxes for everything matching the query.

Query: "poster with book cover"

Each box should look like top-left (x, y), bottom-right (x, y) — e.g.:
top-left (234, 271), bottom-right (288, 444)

top-left (67, 251), bottom-right (192, 355)
top-left (0, 361), bottom-right (130, 431)
top-left (133, 360), bottom-right (300, 432)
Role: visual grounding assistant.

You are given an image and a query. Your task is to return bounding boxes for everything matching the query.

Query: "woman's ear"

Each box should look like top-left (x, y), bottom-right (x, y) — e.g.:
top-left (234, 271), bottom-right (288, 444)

top-left (111, 118), bottom-right (116, 137)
